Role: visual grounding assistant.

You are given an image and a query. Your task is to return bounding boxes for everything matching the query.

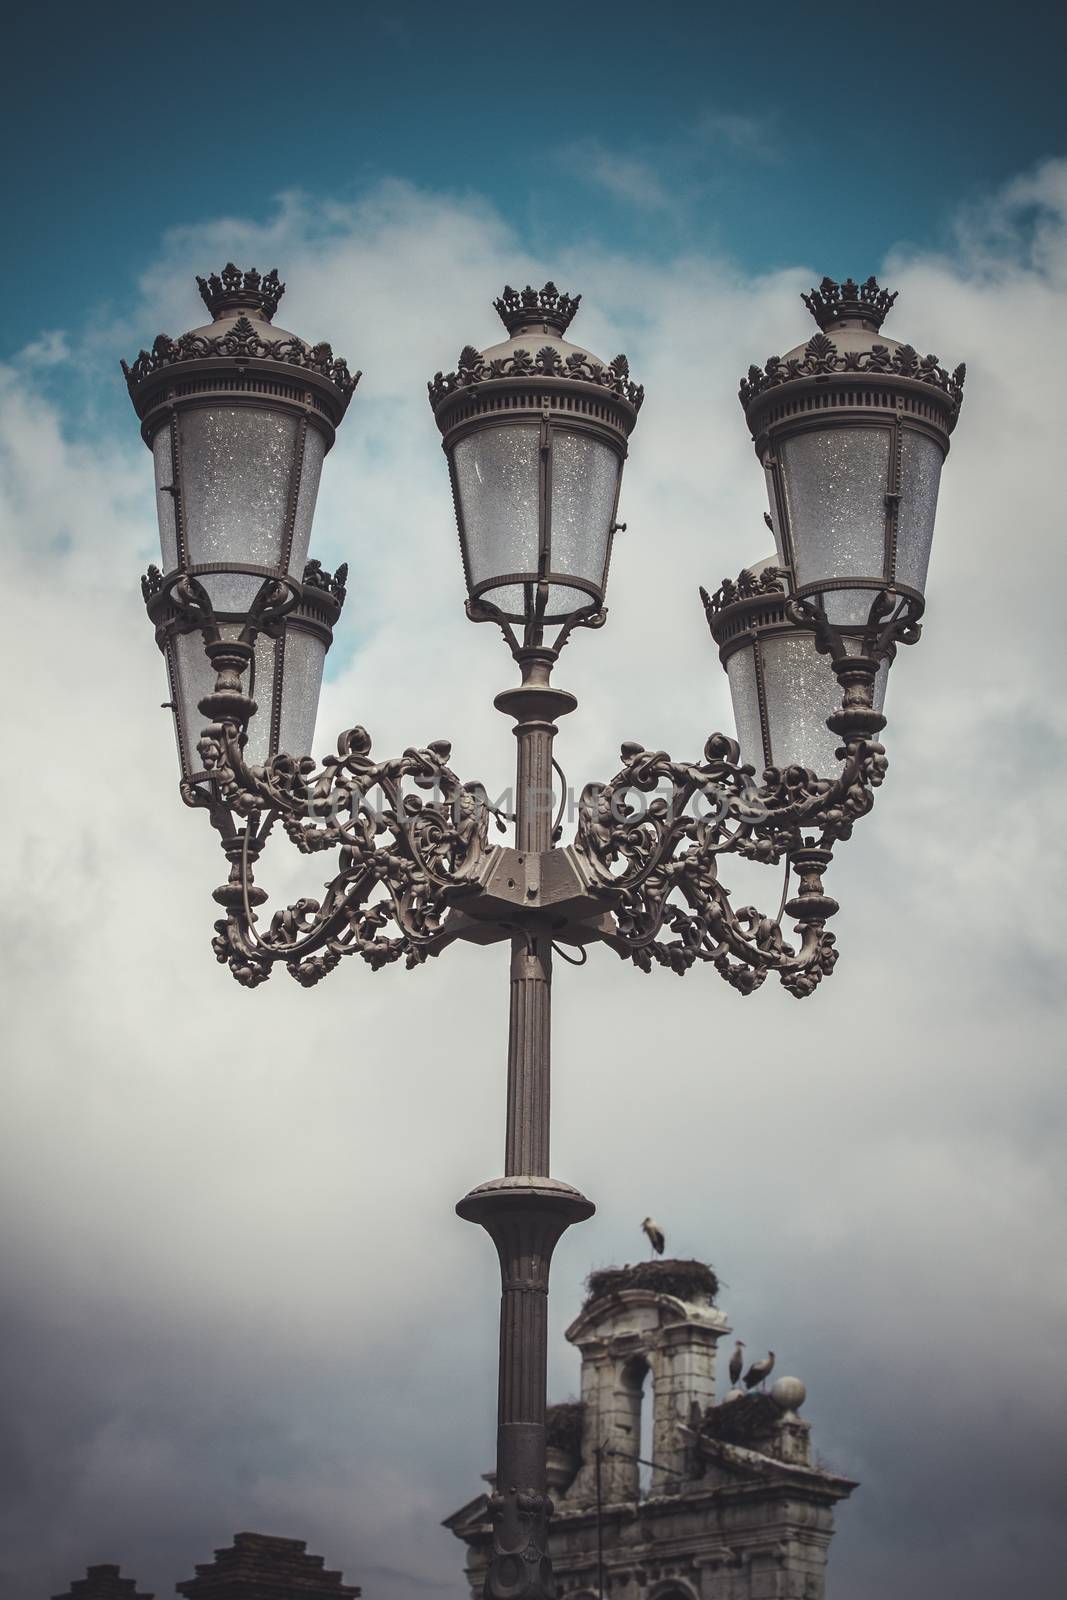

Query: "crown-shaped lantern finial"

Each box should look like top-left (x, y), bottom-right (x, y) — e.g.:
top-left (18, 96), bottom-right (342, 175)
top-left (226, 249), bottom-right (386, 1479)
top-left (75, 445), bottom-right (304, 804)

top-left (493, 281), bottom-right (582, 337)
top-left (801, 275), bottom-right (897, 333)
top-left (196, 263), bottom-right (286, 323)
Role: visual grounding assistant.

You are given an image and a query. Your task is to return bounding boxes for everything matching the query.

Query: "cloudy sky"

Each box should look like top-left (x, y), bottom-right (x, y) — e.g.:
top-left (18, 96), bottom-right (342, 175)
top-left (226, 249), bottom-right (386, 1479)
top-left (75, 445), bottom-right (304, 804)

top-left (2, 3), bottom-right (1066, 1597)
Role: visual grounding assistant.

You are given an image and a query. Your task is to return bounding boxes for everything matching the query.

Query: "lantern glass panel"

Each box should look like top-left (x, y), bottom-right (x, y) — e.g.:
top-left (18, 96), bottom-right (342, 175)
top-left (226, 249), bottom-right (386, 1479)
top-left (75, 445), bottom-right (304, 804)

top-left (760, 632), bottom-right (846, 777)
top-left (725, 646), bottom-right (766, 772)
top-left (779, 426), bottom-right (890, 624)
top-left (453, 426), bottom-right (540, 607)
top-left (761, 632), bottom-right (888, 776)
top-left (249, 630), bottom-right (279, 768)
top-left (170, 627), bottom-right (277, 781)
top-left (179, 406), bottom-right (299, 604)
top-left (173, 628), bottom-right (221, 777)
top-left (289, 424), bottom-right (327, 581)
top-left (895, 429), bottom-right (943, 594)
top-left (152, 426), bottom-right (178, 572)
top-left (277, 626), bottom-right (327, 759)
top-left (549, 429), bottom-right (619, 590)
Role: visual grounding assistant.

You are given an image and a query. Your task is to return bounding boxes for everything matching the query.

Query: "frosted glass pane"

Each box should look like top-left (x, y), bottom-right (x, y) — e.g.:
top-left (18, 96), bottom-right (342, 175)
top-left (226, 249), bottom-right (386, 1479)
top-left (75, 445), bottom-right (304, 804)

top-left (541, 583), bottom-right (583, 617)
top-left (780, 427), bottom-right (890, 594)
top-left (174, 626), bottom-right (233, 776)
top-left (823, 585), bottom-right (883, 627)
top-left (174, 628), bottom-right (215, 775)
top-left (172, 625), bottom-right (273, 776)
top-left (277, 627), bottom-right (326, 758)
top-left (760, 632), bottom-right (842, 776)
top-left (179, 406), bottom-right (298, 569)
top-left (246, 632), bottom-right (278, 767)
top-left (162, 642), bottom-right (187, 781)
top-left (288, 424), bottom-right (327, 578)
top-left (874, 658), bottom-right (889, 716)
top-left (152, 426), bottom-right (178, 571)
top-left (453, 426), bottom-right (540, 592)
top-left (895, 430), bottom-right (943, 594)
top-left (488, 583), bottom-right (527, 616)
top-left (477, 581), bottom-right (586, 620)
top-left (549, 430), bottom-right (619, 587)
top-left (198, 571), bottom-right (269, 616)
top-left (725, 647), bottom-right (767, 771)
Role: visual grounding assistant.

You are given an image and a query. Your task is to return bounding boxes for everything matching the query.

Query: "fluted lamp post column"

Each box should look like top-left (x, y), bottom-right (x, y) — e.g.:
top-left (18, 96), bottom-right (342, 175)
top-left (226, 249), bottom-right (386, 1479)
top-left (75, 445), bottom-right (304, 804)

top-left (431, 284), bottom-right (640, 1599)
top-left (125, 268), bottom-right (963, 1600)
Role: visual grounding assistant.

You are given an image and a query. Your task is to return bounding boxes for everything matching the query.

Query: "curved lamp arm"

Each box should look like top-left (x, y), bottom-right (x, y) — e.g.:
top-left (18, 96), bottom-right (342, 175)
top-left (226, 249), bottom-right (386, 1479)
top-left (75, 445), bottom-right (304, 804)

top-left (179, 586), bottom-right (911, 998)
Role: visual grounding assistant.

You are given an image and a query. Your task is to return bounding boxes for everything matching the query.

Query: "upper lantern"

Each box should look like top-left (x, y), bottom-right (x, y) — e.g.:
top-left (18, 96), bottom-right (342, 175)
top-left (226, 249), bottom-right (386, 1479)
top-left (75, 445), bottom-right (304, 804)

top-left (123, 265), bottom-right (359, 787)
top-left (428, 282), bottom-right (643, 640)
top-left (739, 275), bottom-right (965, 628)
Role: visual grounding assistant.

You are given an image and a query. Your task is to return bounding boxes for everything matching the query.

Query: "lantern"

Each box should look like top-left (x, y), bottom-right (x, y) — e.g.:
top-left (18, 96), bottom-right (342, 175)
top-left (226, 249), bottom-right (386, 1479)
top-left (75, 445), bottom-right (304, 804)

top-left (124, 264), bottom-right (359, 786)
top-left (704, 557), bottom-right (889, 775)
top-left (428, 283), bottom-right (642, 638)
top-left (739, 276), bottom-right (964, 631)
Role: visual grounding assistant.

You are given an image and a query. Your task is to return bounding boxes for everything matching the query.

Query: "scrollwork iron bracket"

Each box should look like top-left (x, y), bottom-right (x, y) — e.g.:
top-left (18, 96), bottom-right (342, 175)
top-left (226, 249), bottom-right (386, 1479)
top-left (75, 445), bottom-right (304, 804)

top-left (179, 583), bottom-right (896, 998)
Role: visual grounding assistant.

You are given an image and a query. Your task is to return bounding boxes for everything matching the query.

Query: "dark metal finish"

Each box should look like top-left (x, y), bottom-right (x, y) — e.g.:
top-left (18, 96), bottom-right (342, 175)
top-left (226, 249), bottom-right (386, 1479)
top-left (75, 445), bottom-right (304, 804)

top-left (801, 274), bottom-right (897, 332)
top-left (196, 263), bottom-right (286, 322)
top-left (455, 652), bottom-right (593, 1598)
top-left (493, 282), bottom-right (583, 338)
top-left (127, 268), bottom-right (965, 1600)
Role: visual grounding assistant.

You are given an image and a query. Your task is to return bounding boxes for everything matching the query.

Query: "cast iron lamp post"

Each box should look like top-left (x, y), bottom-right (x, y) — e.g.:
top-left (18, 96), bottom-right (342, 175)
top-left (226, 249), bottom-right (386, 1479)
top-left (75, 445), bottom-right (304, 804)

top-left (124, 266), bottom-right (963, 1600)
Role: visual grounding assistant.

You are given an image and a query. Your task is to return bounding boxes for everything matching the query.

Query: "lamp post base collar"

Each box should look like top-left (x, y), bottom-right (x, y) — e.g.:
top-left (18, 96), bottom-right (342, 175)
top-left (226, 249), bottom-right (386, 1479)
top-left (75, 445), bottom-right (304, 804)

top-left (457, 1177), bottom-right (595, 1228)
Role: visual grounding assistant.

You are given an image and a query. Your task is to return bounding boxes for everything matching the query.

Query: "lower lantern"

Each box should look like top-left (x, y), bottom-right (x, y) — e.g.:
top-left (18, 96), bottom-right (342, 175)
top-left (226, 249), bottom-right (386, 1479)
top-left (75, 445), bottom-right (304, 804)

top-left (704, 557), bottom-right (889, 777)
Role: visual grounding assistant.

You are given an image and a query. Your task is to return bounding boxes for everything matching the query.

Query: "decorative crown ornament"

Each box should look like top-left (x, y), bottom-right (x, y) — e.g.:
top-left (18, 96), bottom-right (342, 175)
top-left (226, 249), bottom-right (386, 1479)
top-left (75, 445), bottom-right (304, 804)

top-left (196, 263), bottom-right (286, 322)
top-left (801, 275), bottom-right (898, 331)
top-left (737, 272), bottom-right (965, 426)
top-left (493, 280), bottom-right (581, 336)
top-left (700, 562), bottom-right (788, 621)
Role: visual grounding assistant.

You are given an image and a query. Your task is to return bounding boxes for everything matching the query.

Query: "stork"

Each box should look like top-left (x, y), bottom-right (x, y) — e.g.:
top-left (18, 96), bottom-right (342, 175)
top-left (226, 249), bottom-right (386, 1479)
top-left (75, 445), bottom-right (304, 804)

top-left (728, 1339), bottom-right (745, 1387)
top-left (743, 1350), bottom-right (775, 1390)
top-left (641, 1216), bottom-right (665, 1256)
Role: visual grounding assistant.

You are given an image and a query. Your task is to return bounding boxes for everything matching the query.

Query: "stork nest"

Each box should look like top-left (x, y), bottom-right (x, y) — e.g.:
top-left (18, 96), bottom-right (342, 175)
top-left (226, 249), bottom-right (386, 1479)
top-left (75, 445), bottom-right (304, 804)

top-left (545, 1401), bottom-right (584, 1455)
top-left (583, 1259), bottom-right (719, 1308)
top-left (702, 1393), bottom-right (780, 1446)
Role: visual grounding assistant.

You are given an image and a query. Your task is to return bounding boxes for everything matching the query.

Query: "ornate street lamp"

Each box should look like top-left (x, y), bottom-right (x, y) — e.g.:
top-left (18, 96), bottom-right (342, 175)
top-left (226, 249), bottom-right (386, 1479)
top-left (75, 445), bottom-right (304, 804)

top-left (125, 270), bottom-right (962, 1600)
top-left (429, 282), bottom-right (639, 645)
top-left (712, 275), bottom-right (964, 778)
top-left (740, 274), bottom-right (964, 631)
top-left (124, 263), bottom-right (359, 796)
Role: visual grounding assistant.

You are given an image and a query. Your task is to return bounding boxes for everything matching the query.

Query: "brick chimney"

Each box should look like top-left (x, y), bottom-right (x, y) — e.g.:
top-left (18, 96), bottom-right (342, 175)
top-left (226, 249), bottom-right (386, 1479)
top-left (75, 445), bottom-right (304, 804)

top-left (176, 1533), bottom-right (360, 1600)
top-left (52, 1566), bottom-right (153, 1600)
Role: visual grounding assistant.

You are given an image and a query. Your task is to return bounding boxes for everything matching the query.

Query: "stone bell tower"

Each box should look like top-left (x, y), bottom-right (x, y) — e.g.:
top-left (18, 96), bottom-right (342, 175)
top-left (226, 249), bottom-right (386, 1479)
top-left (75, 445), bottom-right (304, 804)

top-left (446, 1258), bottom-right (856, 1599)
top-left (565, 1260), bottom-right (726, 1503)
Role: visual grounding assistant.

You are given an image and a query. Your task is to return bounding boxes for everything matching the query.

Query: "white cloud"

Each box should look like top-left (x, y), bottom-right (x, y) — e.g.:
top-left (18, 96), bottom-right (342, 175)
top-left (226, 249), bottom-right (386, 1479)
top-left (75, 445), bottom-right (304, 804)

top-left (14, 329), bottom-right (70, 367)
top-left (0, 165), bottom-right (1065, 1599)
top-left (561, 139), bottom-right (679, 213)
top-left (694, 109), bottom-right (779, 161)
